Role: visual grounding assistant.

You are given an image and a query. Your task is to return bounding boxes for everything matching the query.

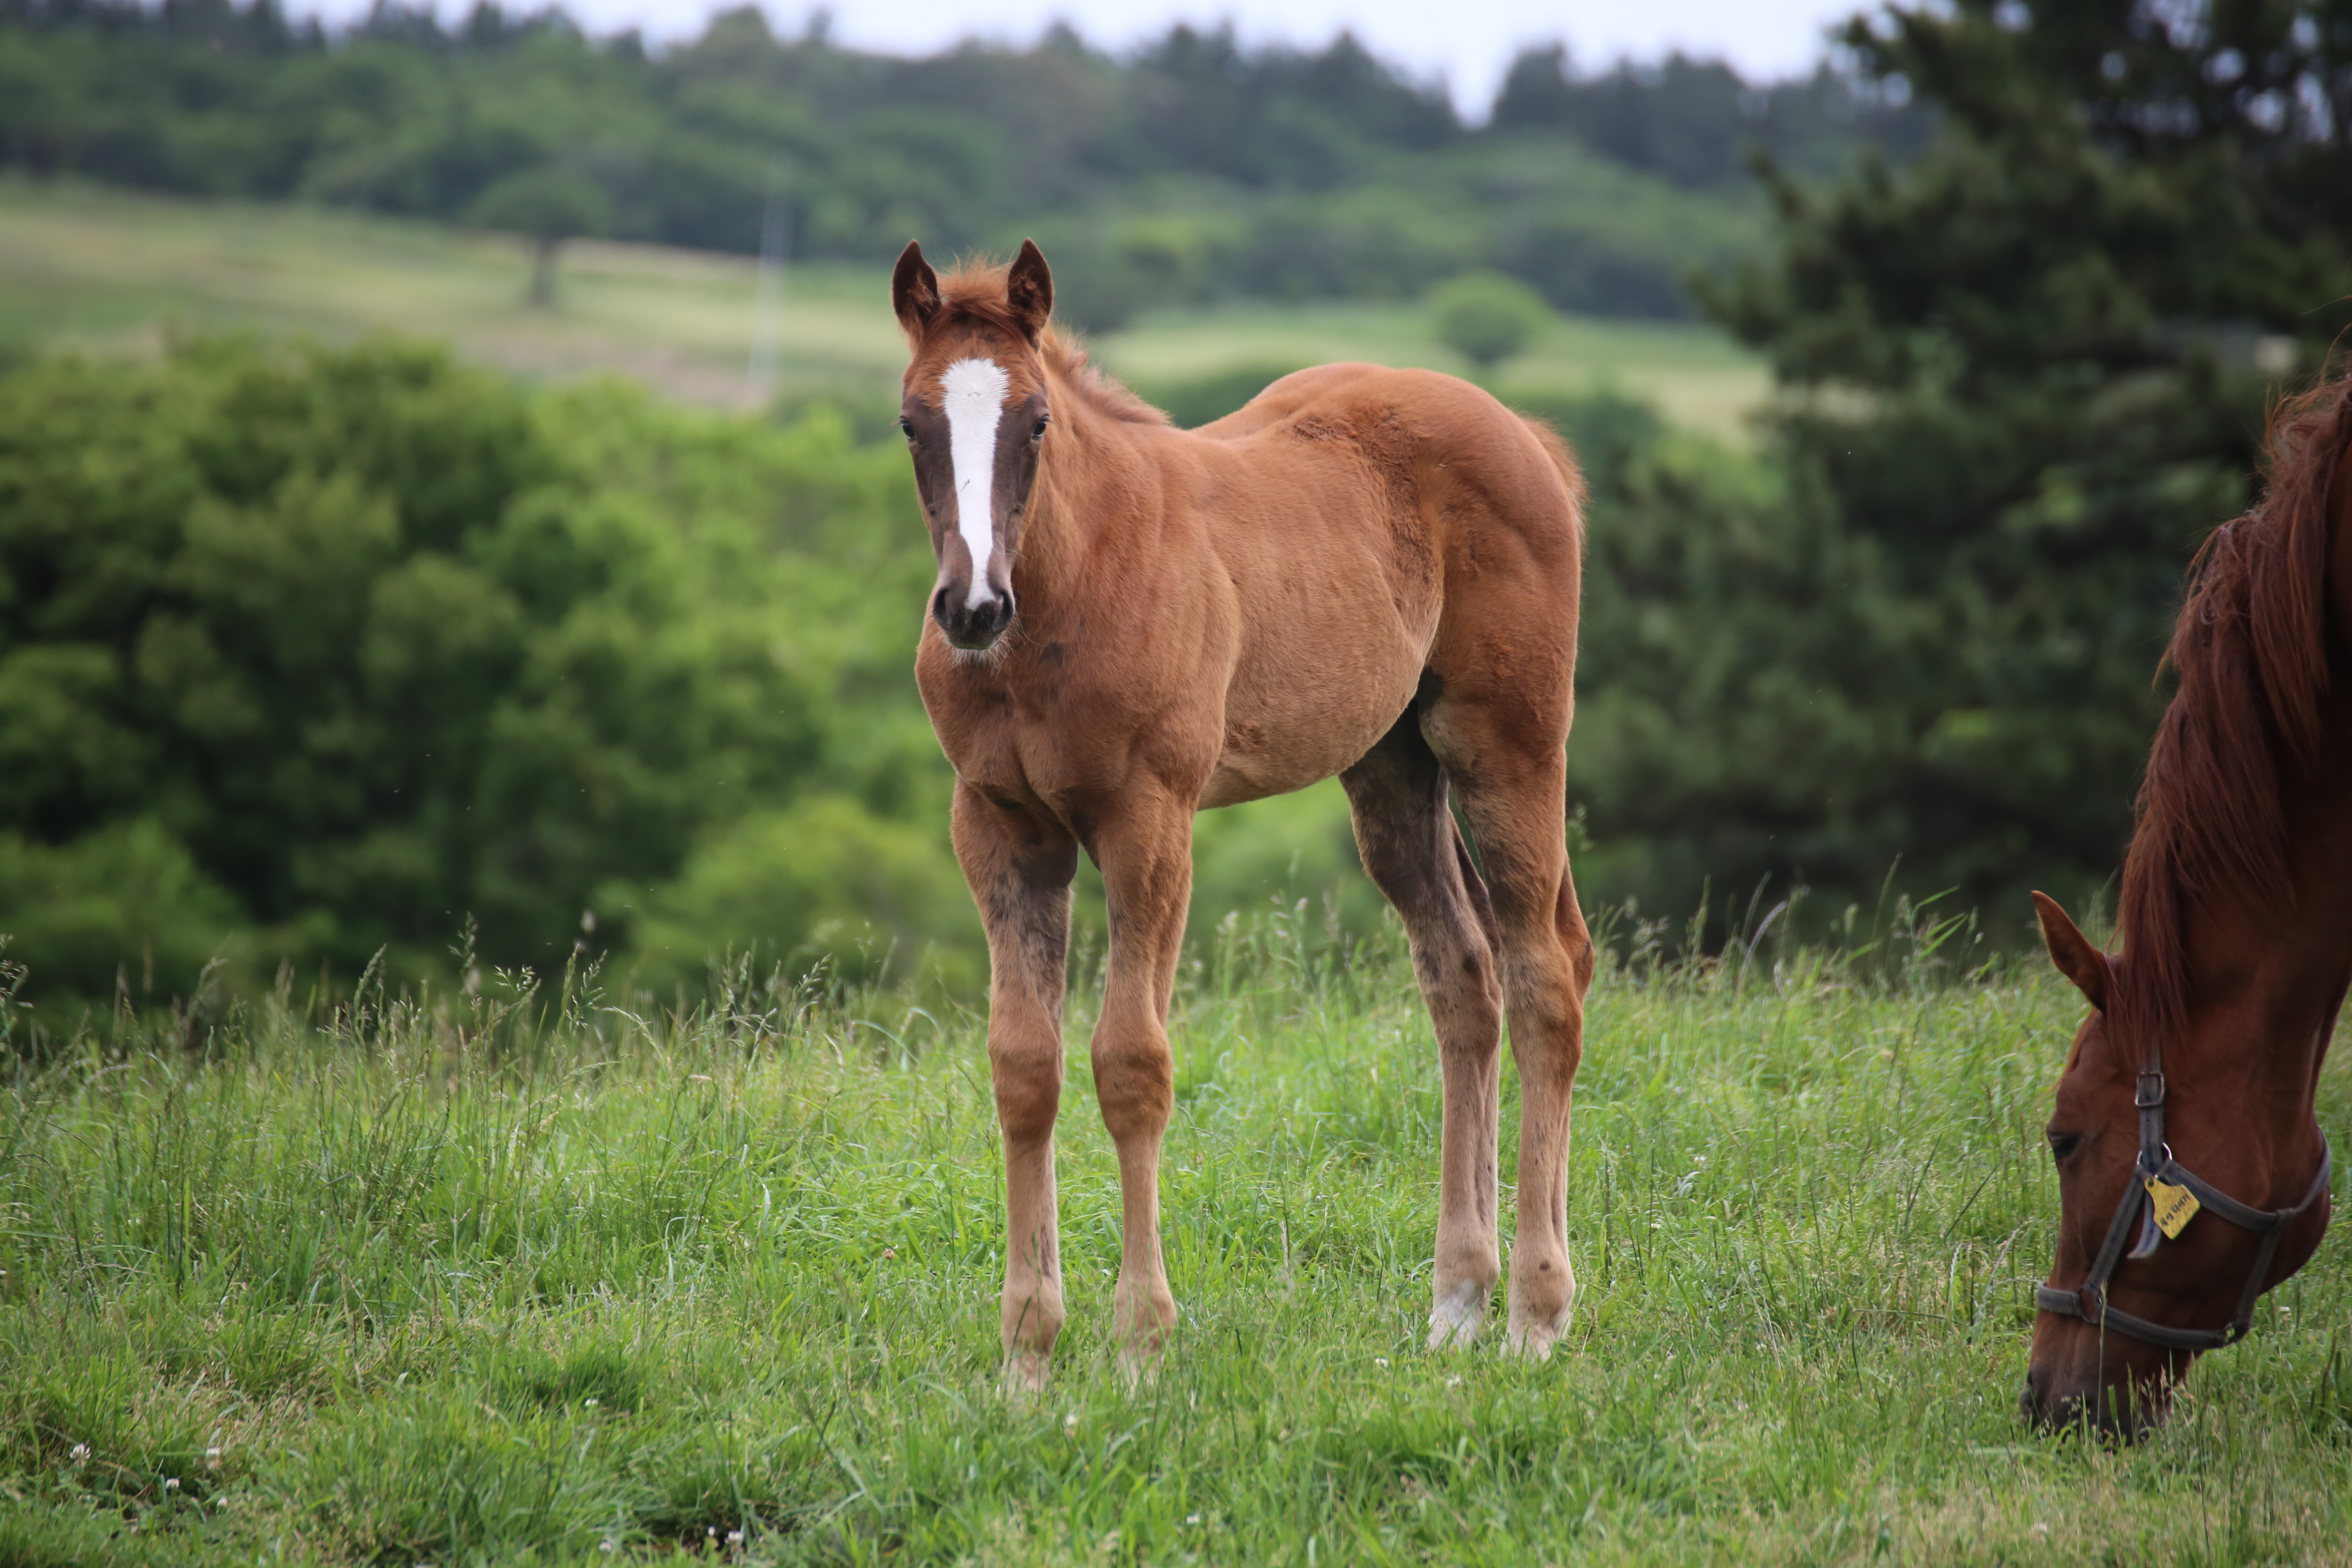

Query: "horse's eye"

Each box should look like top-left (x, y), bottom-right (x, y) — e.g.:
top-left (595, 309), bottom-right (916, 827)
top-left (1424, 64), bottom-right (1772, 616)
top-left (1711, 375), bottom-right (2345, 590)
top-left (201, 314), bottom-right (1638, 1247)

top-left (2047, 1132), bottom-right (2082, 1165)
top-left (1031, 416), bottom-right (1049, 441)
top-left (898, 416), bottom-right (915, 441)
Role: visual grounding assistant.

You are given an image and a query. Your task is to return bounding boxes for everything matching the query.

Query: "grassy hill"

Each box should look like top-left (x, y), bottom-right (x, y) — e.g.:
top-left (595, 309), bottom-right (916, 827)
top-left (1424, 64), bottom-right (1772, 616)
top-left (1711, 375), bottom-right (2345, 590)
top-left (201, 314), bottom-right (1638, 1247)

top-left (0, 179), bottom-right (1767, 437)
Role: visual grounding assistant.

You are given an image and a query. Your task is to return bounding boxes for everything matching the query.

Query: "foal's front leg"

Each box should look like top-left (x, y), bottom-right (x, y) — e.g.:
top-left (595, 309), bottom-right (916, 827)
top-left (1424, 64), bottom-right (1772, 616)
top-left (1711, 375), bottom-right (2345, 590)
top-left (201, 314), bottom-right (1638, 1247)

top-left (952, 784), bottom-right (1079, 1390)
top-left (1089, 792), bottom-right (1194, 1369)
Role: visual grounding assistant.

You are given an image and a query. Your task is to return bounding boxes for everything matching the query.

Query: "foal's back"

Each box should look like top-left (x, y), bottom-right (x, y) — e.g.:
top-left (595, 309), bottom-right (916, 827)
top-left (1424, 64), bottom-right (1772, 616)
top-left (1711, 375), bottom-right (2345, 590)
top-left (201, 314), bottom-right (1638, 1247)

top-left (1117, 361), bottom-right (1585, 808)
top-left (1196, 361), bottom-right (1580, 546)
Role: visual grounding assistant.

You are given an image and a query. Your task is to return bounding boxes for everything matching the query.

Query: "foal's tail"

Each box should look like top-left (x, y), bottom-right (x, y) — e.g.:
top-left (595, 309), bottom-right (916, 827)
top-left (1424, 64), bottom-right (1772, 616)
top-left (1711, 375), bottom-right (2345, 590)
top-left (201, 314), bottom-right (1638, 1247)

top-left (1517, 415), bottom-right (1589, 555)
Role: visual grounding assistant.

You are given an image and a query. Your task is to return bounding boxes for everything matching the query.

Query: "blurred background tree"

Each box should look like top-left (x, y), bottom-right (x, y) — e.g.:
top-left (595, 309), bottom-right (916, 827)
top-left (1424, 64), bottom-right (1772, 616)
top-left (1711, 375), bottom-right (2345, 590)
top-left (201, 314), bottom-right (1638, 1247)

top-left (468, 165), bottom-right (612, 305)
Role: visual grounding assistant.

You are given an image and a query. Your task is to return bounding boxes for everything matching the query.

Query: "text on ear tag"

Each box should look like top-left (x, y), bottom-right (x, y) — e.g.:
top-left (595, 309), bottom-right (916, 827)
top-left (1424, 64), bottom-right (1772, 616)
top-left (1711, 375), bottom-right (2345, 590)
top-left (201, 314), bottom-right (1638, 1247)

top-left (2145, 1175), bottom-right (2200, 1239)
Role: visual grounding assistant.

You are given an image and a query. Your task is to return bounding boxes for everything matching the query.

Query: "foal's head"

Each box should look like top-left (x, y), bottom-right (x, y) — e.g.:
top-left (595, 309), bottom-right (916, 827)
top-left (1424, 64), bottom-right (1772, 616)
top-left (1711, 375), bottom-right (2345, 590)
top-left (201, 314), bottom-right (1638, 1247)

top-left (892, 238), bottom-right (1056, 653)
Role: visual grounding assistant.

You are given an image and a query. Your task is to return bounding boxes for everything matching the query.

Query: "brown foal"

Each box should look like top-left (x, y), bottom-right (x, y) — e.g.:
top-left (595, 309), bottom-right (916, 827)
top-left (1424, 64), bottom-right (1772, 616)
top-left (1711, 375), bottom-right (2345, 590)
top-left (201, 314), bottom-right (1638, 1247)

top-left (2025, 374), bottom-right (2352, 1435)
top-left (892, 240), bottom-right (1594, 1383)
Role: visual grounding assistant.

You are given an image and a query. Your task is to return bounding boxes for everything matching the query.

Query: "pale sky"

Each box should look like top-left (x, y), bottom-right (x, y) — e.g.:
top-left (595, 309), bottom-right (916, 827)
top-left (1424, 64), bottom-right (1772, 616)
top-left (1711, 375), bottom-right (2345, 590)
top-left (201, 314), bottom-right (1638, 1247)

top-left (301, 0), bottom-right (1876, 117)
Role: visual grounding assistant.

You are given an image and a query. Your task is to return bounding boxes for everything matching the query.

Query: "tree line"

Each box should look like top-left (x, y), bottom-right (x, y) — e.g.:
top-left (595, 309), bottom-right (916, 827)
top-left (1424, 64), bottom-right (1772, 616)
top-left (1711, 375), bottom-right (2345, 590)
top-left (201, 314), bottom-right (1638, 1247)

top-left (0, 0), bottom-right (1925, 323)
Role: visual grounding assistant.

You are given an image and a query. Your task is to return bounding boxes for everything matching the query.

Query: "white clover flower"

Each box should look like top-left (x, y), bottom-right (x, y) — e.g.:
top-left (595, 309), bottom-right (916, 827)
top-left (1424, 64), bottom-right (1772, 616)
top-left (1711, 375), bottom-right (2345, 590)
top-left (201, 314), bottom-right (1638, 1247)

top-left (69, 1443), bottom-right (91, 1463)
top-left (162, 1478), bottom-right (179, 1492)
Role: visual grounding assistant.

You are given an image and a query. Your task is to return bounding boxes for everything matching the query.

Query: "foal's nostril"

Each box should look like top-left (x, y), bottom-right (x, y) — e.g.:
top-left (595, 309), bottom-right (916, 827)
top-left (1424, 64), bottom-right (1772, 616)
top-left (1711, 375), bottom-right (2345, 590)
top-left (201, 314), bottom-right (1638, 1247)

top-left (931, 588), bottom-right (1014, 650)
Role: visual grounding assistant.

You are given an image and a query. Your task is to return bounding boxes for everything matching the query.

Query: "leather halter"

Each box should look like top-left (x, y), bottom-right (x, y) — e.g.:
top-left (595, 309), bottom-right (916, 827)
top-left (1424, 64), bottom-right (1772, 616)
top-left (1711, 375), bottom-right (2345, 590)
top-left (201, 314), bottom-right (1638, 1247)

top-left (2036, 1033), bottom-right (2332, 1353)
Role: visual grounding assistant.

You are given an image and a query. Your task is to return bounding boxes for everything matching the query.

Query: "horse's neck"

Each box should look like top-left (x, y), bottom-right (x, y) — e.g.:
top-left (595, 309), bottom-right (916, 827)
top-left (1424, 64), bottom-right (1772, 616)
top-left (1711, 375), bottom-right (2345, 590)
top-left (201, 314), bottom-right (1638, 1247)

top-left (2267, 676), bottom-right (2352, 1073)
top-left (2187, 475), bottom-right (2352, 1106)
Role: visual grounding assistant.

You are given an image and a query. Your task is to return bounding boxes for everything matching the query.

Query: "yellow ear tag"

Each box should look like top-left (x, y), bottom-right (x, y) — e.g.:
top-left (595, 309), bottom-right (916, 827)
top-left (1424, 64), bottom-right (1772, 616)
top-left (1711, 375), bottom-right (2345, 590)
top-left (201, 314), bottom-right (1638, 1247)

top-left (2145, 1176), bottom-right (2200, 1240)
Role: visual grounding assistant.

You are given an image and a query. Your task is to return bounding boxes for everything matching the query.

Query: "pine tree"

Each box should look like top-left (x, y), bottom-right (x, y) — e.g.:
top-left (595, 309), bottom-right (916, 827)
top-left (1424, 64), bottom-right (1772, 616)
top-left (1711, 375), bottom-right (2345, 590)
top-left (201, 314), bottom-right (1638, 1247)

top-left (1580, 0), bottom-right (2352, 934)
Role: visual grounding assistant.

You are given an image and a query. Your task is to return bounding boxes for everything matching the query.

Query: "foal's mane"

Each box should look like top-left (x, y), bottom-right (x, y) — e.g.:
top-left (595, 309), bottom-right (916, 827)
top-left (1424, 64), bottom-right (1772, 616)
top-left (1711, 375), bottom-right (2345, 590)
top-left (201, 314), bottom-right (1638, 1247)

top-left (930, 259), bottom-right (1170, 427)
top-left (2112, 373), bottom-right (2352, 1047)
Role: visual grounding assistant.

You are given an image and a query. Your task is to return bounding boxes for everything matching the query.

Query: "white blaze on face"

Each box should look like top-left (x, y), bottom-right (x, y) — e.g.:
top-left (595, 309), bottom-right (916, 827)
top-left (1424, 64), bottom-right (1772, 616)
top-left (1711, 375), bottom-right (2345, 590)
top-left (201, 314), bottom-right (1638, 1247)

top-left (940, 356), bottom-right (1012, 610)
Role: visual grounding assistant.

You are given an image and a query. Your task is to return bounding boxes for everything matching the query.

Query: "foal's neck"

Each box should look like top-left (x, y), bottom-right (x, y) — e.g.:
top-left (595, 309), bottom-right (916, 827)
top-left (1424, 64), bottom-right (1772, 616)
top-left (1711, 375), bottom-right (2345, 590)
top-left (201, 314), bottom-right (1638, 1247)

top-left (1012, 367), bottom-right (1156, 626)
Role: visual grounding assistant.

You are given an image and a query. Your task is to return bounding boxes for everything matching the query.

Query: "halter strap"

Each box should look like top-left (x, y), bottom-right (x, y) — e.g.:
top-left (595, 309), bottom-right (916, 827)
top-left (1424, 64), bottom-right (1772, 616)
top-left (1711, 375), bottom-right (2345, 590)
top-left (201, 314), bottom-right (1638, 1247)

top-left (2035, 1032), bottom-right (2333, 1354)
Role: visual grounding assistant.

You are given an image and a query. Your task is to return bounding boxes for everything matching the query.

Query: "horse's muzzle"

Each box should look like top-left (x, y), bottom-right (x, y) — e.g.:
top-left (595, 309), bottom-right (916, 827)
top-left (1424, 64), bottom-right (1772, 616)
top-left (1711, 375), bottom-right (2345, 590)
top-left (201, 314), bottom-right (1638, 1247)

top-left (2019, 1368), bottom-right (2160, 1441)
top-left (935, 585), bottom-right (1015, 651)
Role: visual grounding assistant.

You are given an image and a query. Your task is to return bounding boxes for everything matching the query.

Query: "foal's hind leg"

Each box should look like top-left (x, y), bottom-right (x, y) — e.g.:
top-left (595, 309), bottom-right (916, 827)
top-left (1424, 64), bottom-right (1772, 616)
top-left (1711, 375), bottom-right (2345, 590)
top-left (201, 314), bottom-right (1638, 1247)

top-left (1423, 698), bottom-right (1595, 1357)
top-left (952, 783), bottom-right (1080, 1390)
top-left (1342, 711), bottom-right (1507, 1349)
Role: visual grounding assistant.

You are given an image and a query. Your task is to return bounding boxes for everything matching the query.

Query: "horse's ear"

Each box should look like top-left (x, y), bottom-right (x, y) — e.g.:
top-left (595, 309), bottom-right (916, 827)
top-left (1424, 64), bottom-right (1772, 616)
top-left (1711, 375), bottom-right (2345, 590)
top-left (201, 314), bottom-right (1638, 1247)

top-left (893, 241), bottom-right (941, 337)
top-left (1006, 238), bottom-right (1053, 343)
top-left (2032, 891), bottom-right (2111, 1013)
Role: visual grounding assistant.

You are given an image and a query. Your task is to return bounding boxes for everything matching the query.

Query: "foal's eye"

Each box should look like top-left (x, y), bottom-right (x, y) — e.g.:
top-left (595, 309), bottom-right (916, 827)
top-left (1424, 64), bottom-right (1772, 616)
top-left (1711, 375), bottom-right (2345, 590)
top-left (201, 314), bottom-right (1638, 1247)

top-left (1031, 416), bottom-right (1049, 441)
top-left (898, 416), bottom-right (915, 442)
top-left (2047, 1132), bottom-right (2082, 1165)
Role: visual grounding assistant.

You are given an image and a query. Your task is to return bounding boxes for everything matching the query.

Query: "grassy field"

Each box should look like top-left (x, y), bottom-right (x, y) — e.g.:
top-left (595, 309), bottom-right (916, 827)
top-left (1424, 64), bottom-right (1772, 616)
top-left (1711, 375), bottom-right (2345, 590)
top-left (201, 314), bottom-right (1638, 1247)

top-left (2, 911), bottom-right (2348, 1567)
top-left (0, 180), bottom-right (1768, 439)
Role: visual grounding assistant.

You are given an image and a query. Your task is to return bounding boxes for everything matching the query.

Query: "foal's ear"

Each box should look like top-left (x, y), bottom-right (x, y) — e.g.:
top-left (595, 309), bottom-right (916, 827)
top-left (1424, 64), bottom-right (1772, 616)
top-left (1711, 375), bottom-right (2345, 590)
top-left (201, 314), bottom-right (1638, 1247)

top-left (2032, 891), bottom-right (2111, 1013)
top-left (893, 241), bottom-right (941, 337)
top-left (1006, 239), bottom-right (1053, 343)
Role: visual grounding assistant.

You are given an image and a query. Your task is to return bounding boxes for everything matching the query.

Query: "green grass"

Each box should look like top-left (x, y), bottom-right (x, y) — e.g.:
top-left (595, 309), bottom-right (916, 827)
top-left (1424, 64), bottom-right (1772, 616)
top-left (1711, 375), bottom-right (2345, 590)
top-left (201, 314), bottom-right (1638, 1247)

top-left (2, 911), bottom-right (2347, 1566)
top-left (0, 178), bottom-right (1766, 438)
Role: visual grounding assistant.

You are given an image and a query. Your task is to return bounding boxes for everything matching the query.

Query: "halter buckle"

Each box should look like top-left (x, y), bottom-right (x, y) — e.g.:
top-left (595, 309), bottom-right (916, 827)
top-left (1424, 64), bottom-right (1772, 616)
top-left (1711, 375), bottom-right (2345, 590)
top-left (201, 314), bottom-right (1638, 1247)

top-left (2135, 1071), bottom-right (2166, 1111)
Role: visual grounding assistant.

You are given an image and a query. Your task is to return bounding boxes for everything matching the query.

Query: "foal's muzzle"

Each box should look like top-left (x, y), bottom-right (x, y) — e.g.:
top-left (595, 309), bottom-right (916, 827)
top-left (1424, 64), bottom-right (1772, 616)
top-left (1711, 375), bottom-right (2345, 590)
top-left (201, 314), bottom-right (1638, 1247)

top-left (935, 586), bottom-right (1015, 651)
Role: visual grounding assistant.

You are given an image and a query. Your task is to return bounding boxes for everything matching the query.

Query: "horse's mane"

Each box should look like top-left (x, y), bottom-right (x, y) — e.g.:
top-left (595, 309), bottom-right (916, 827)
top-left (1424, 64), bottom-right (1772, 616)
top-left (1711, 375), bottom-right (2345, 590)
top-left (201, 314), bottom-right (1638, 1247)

top-left (933, 260), bottom-right (1171, 427)
top-left (2111, 373), bottom-right (2352, 1047)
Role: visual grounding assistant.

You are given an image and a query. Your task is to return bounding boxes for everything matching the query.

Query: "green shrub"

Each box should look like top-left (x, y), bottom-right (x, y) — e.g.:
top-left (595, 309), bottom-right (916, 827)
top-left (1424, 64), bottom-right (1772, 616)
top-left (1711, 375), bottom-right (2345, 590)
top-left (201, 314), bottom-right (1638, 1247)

top-left (1427, 272), bottom-right (1552, 372)
top-left (0, 821), bottom-right (245, 1021)
top-left (607, 796), bottom-right (982, 997)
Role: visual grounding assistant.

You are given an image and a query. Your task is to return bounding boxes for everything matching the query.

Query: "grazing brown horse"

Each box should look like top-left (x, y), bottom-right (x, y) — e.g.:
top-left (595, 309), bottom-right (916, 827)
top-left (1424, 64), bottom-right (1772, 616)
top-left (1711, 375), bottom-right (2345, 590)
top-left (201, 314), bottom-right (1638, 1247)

top-left (2025, 374), bottom-right (2352, 1435)
top-left (891, 239), bottom-right (1593, 1383)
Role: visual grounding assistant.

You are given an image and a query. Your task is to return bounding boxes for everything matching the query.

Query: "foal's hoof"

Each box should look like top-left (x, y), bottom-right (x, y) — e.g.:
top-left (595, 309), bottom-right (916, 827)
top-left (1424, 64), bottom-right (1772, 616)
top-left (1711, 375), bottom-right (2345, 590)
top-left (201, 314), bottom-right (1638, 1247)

top-left (1117, 1345), bottom-right (1166, 1390)
top-left (1111, 1285), bottom-right (1177, 1381)
top-left (1501, 1320), bottom-right (1561, 1359)
top-left (1503, 1298), bottom-right (1574, 1359)
top-left (1000, 1352), bottom-right (1054, 1398)
top-left (1426, 1280), bottom-right (1490, 1351)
